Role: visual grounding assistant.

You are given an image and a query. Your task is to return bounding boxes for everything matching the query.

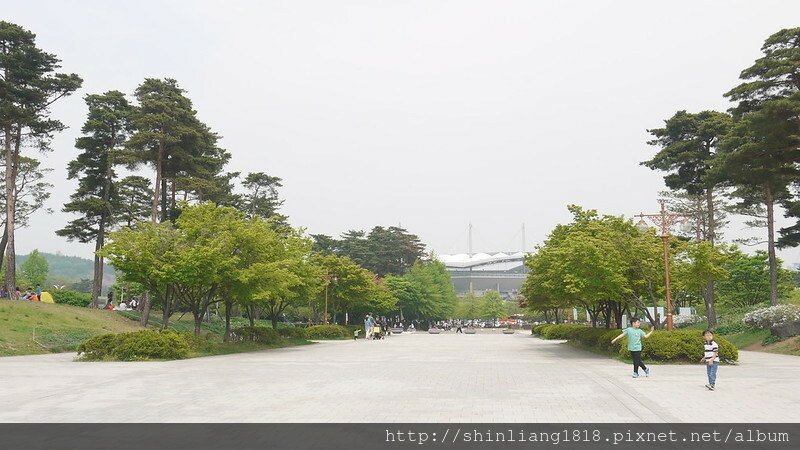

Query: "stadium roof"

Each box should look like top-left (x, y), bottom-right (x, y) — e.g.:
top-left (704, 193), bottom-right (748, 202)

top-left (436, 252), bottom-right (528, 269)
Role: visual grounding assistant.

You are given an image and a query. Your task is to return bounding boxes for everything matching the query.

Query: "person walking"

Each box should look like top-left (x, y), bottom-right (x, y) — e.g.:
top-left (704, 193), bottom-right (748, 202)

top-left (364, 313), bottom-right (375, 340)
top-left (611, 317), bottom-right (654, 378)
top-left (701, 329), bottom-right (720, 391)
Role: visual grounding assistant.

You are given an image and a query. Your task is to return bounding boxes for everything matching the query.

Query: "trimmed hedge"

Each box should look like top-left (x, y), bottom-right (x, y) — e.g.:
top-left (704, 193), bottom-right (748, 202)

top-left (533, 324), bottom-right (738, 362)
top-left (305, 324), bottom-right (350, 339)
top-left (277, 327), bottom-right (307, 339)
top-left (77, 330), bottom-right (190, 361)
top-left (53, 290), bottom-right (93, 307)
top-left (231, 326), bottom-right (280, 344)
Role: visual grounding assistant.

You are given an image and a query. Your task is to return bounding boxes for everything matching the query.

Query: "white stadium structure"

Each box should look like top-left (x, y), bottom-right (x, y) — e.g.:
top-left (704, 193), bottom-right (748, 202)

top-left (437, 252), bottom-right (529, 297)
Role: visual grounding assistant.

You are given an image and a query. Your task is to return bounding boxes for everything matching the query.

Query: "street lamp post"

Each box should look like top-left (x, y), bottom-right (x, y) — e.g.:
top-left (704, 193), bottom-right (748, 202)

top-left (636, 200), bottom-right (689, 331)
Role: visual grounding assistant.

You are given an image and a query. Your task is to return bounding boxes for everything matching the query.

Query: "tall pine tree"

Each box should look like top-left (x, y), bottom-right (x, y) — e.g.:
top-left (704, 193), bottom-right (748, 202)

top-left (0, 21), bottom-right (82, 296)
top-left (57, 91), bottom-right (133, 307)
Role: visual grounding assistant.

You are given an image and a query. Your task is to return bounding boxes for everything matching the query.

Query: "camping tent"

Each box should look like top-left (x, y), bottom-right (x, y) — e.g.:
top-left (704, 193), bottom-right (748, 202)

top-left (40, 292), bottom-right (54, 304)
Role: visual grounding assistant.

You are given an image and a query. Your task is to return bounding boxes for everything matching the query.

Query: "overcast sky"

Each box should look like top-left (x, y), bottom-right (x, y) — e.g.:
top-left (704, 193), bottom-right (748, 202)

top-left (5, 0), bottom-right (800, 263)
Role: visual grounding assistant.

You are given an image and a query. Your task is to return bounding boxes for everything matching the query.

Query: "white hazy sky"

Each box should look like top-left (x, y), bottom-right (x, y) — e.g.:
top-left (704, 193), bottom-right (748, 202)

top-left (5, 0), bottom-right (800, 263)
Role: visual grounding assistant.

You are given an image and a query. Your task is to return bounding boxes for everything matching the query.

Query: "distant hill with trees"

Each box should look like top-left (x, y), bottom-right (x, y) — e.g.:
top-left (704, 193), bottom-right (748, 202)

top-left (16, 252), bottom-right (115, 292)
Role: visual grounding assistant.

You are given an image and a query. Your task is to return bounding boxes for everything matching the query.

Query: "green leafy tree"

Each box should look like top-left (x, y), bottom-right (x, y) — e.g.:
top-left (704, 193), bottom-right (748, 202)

top-left (671, 241), bottom-right (731, 314)
top-left (250, 231), bottom-right (324, 329)
top-left (405, 260), bottom-right (457, 320)
top-left (717, 249), bottom-right (795, 309)
top-left (385, 275), bottom-right (423, 320)
top-left (523, 206), bottom-right (665, 328)
top-left (480, 290), bottom-right (506, 321)
top-left (99, 221), bottom-right (181, 327)
top-left (0, 21), bottom-right (82, 295)
top-left (57, 91), bottom-right (133, 307)
top-left (453, 293), bottom-right (481, 320)
top-left (19, 249), bottom-right (48, 287)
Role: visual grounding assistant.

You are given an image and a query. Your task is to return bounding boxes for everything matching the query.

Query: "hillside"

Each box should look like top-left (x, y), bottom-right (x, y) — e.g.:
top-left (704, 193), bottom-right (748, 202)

top-left (0, 299), bottom-right (141, 356)
top-left (17, 252), bottom-right (116, 289)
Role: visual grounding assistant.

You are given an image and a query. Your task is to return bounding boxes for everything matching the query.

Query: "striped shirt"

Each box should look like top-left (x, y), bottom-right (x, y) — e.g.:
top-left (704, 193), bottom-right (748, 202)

top-left (703, 340), bottom-right (719, 362)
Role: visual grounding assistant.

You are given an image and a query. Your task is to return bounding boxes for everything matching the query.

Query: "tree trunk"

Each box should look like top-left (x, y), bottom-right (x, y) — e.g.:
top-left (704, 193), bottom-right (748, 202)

top-left (766, 187), bottom-right (779, 306)
top-left (91, 242), bottom-right (104, 308)
top-left (0, 222), bottom-right (7, 278)
top-left (194, 313), bottom-right (202, 336)
top-left (151, 140), bottom-right (163, 223)
top-left (4, 127), bottom-right (18, 298)
top-left (248, 305), bottom-right (255, 327)
top-left (162, 287), bottom-right (172, 329)
top-left (224, 298), bottom-right (232, 342)
top-left (141, 292), bottom-right (152, 327)
top-left (271, 316), bottom-right (278, 329)
top-left (160, 177), bottom-right (168, 222)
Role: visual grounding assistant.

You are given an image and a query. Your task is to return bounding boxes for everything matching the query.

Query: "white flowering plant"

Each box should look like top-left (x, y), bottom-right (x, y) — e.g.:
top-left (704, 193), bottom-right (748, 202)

top-left (743, 304), bottom-right (800, 329)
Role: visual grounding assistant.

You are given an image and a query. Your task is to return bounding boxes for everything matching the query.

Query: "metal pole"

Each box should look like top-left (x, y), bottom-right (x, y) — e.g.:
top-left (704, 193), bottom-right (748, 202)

top-left (662, 234), bottom-right (674, 331)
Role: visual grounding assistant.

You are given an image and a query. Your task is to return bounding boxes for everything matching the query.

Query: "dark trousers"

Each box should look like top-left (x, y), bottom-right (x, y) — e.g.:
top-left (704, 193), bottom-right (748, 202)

top-left (631, 350), bottom-right (647, 373)
top-left (456, 327), bottom-right (462, 333)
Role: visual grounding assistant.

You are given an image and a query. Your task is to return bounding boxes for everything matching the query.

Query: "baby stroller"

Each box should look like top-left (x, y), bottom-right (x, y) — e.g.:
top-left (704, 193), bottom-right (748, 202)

top-left (371, 326), bottom-right (385, 340)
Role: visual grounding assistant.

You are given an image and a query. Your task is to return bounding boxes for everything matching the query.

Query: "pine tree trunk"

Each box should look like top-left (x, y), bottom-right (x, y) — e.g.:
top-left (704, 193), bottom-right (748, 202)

top-left (91, 239), bottom-right (104, 308)
top-left (705, 188), bottom-right (717, 328)
top-left (766, 187), bottom-right (779, 306)
top-left (0, 222), bottom-right (7, 277)
top-left (4, 129), bottom-right (19, 298)
top-left (160, 177), bottom-right (168, 222)
top-left (151, 141), bottom-right (163, 223)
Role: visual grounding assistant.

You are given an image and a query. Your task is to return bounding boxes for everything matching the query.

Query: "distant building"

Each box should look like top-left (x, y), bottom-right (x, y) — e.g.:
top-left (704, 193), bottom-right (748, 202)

top-left (438, 252), bottom-right (529, 297)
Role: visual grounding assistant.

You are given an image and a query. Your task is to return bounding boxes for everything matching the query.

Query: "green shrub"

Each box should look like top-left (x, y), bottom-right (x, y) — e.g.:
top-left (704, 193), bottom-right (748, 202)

top-left (77, 330), bottom-right (190, 361)
top-left (231, 326), bottom-right (280, 344)
top-left (532, 324), bottom-right (555, 336)
top-left (305, 324), bottom-right (350, 339)
top-left (112, 330), bottom-right (189, 360)
top-left (76, 333), bottom-right (122, 360)
top-left (533, 324), bottom-right (739, 362)
top-left (53, 290), bottom-right (93, 308)
top-left (541, 324), bottom-right (584, 340)
top-left (277, 327), bottom-right (307, 339)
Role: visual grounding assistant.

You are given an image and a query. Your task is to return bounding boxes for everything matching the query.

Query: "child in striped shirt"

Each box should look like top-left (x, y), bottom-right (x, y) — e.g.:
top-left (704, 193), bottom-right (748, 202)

top-left (701, 330), bottom-right (719, 391)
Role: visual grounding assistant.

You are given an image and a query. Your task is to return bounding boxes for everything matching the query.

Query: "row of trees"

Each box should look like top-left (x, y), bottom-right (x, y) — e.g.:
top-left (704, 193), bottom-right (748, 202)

top-left (101, 202), bottom-right (394, 336)
top-left (312, 226), bottom-right (426, 277)
top-left (1, 21), bottom-right (292, 307)
top-left (642, 27), bottom-right (800, 325)
top-left (523, 205), bottom-right (796, 329)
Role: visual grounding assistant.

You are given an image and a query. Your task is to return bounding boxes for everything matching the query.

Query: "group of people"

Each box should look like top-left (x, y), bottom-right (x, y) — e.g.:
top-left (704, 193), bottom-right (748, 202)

top-left (612, 317), bottom-right (721, 391)
top-left (101, 291), bottom-right (139, 311)
top-left (1, 285), bottom-right (43, 301)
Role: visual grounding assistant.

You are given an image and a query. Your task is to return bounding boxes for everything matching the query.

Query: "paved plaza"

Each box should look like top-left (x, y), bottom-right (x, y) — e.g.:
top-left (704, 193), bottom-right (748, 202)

top-left (1, 332), bottom-right (799, 422)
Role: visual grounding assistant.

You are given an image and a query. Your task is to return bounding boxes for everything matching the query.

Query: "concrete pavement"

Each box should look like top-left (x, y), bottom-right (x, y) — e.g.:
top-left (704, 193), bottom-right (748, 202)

top-left (1, 332), bottom-right (798, 422)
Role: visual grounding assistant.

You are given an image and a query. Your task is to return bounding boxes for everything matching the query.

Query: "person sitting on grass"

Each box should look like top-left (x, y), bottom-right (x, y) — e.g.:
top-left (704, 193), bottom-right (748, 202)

top-left (611, 317), bottom-right (654, 378)
top-left (700, 329), bottom-right (720, 391)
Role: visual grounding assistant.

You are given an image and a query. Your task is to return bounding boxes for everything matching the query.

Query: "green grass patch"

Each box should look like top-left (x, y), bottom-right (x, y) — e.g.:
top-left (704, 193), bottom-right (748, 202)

top-left (0, 299), bottom-right (143, 356)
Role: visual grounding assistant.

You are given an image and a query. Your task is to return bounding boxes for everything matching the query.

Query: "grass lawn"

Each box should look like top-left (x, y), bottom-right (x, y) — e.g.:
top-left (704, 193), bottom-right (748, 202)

top-left (0, 299), bottom-right (142, 356)
top-left (1, 299), bottom-right (312, 359)
top-left (763, 336), bottom-right (800, 356)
